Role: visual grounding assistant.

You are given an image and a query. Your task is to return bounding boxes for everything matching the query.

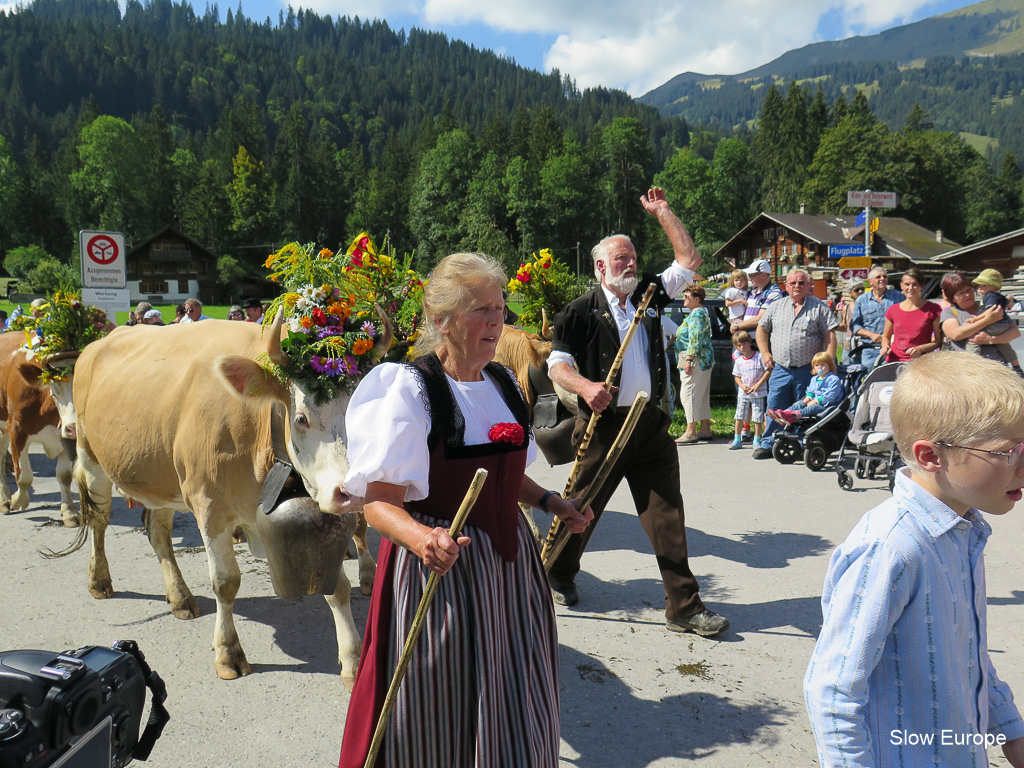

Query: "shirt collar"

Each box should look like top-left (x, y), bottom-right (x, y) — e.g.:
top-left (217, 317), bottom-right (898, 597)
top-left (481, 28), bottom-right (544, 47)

top-left (600, 281), bottom-right (631, 314)
top-left (892, 467), bottom-right (991, 540)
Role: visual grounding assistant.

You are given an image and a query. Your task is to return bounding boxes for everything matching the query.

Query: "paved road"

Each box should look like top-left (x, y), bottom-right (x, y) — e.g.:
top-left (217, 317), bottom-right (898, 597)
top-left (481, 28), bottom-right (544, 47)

top-left (1, 442), bottom-right (1022, 767)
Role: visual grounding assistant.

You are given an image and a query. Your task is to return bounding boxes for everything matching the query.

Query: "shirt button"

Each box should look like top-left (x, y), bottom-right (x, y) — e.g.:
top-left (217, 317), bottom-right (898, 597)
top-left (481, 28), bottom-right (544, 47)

top-left (958, 521), bottom-right (969, 530)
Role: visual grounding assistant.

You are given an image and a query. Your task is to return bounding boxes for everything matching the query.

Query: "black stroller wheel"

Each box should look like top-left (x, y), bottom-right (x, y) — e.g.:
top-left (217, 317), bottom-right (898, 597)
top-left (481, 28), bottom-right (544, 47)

top-left (837, 470), bottom-right (854, 490)
top-left (804, 443), bottom-right (829, 471)
top-left (855, 461), bottom-right (866, 479)
top-left (773, 438), bottom-right (800, 464)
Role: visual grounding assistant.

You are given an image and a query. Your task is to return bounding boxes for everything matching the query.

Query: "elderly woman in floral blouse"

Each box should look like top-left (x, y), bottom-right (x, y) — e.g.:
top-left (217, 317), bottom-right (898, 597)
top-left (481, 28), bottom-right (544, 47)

top-left (675, 284), bottom-right (715, 443)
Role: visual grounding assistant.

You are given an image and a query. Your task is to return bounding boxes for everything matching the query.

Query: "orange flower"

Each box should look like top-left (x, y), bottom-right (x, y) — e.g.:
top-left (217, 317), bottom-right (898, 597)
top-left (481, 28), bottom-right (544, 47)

top-left (319, 248), bottom-right (334, 260)
top-left (352, 338), bottom-right (373, 355)
top-left (300, 316), bottom-right (313, 329)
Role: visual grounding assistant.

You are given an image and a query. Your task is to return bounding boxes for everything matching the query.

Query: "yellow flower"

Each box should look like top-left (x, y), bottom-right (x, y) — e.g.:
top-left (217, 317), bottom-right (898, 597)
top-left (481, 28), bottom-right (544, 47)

top-left (283, 293), bottom-right (300, 307)
top-left (508, 279), bottom-right (522, 292)
top-left (319, 247), bottom-right (334, 260)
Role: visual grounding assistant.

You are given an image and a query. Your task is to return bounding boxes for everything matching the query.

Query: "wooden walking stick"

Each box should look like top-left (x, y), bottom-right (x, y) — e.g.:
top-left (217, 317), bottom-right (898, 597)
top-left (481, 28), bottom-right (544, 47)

top-left (363, 468), bottom-right (489, 768)
top-left (541, 390), bottom-right (648, 569)
top-left (540, 282), bottom-right (658, 565)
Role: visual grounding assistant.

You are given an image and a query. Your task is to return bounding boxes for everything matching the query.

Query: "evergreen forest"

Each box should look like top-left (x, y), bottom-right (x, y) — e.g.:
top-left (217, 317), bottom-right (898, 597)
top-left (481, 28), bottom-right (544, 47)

top-left (1, 0), bottom-right (1023, 291)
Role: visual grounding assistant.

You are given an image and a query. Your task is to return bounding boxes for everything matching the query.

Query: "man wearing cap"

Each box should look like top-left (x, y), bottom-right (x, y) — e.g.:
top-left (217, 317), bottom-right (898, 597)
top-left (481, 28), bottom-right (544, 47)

top-left (849, 267), bottom-right (902, 369)
top-left (142, 309), bottom-right (165, 326)
top-left (729, 259), bottom-right (783, 336)
top-left (243, 298), bottom-right (265, 324)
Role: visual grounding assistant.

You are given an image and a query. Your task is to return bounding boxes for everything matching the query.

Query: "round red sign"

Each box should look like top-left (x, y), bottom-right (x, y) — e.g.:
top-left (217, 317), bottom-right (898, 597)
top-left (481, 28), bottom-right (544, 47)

top-left (86, 234), bottom-right (119, 265)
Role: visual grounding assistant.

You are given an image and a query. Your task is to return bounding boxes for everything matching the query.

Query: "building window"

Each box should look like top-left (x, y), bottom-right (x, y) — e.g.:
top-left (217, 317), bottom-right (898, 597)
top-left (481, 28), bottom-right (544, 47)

top-left (140, 280), bottom-right (168, 294)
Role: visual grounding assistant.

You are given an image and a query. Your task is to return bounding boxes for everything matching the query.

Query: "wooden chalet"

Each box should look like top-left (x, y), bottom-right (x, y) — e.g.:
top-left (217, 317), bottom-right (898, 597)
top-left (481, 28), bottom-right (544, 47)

top-left (714, 211), bottom-right (961, 291)
top-left (935, 228), bottom-right (1024, 279)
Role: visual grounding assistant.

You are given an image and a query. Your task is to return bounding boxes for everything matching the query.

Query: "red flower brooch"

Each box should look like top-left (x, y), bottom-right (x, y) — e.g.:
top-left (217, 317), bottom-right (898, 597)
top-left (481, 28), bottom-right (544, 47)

top-left (489, 422), bottom-right (524, 446)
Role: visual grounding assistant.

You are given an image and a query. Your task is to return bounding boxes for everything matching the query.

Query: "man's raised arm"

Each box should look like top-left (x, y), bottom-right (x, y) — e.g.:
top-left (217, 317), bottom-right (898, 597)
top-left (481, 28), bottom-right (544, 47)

top-left (641, 187), bottom-right (701, 273)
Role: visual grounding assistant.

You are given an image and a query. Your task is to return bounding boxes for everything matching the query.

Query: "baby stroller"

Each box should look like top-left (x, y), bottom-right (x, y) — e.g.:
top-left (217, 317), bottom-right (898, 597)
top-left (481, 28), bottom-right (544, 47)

top-left (835, 361), bottom-right (904, 491)
top-left (770, 364), bottom-right (865, 471)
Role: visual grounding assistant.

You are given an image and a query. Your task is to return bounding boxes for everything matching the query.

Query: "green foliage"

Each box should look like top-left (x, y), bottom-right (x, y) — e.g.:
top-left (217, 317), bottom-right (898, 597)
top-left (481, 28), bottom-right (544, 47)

top-left (507, 249), bottom-right (587, 331)
top-left (4, 245), bottom-right (50, 280)
top-left (216, 254), bottom-right (246, 289)
top-left (28, 258), bottom-right (79, 294)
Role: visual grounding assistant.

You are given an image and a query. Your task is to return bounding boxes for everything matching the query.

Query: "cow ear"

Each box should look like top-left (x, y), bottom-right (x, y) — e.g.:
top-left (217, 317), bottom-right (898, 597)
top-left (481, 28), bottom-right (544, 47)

top-left (214, 355), bottom-right (288, 402)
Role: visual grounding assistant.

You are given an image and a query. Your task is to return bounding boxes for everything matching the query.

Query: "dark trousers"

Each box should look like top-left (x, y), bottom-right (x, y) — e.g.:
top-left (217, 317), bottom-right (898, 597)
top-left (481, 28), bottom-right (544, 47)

top-left (549, 403), bottom-right (705, 621)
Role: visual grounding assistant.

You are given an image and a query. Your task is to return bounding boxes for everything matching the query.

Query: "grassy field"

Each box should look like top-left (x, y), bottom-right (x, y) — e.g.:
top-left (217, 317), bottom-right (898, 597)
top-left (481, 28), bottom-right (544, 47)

top-left (669, 395), bottom-right (743, 439)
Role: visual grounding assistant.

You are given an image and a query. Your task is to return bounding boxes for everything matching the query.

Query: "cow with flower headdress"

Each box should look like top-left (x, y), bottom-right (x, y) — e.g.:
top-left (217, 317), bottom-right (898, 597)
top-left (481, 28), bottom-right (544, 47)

top-left (0, 291), bottom-right (107, 525)
top-left (63, 241), bottom-right (399, 683)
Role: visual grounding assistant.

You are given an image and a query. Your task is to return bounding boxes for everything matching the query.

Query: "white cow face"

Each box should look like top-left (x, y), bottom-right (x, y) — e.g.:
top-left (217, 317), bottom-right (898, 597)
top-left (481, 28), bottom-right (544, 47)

top-left (283, 383), bottom-right (359, 515)
top-left (215, 356), bottom-right (359, 516)
top-left (48, 376), bottom-right (78, 440)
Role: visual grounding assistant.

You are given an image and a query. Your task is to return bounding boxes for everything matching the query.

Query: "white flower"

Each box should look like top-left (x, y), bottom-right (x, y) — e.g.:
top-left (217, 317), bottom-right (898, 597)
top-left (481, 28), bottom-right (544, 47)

top-left (311, 286), bottom-right (328, 303)
top-left (298, 285), bottom-right (317, 300)
top-left (288, 318), bottom-right (309, 334)
top-left (295, 297), bottom-right (314, 314)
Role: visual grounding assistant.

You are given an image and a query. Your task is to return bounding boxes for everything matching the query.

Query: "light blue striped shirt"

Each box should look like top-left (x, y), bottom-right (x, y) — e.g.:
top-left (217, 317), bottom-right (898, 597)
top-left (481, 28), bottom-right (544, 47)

top-left (805, 469), bottom-right (1024, 767)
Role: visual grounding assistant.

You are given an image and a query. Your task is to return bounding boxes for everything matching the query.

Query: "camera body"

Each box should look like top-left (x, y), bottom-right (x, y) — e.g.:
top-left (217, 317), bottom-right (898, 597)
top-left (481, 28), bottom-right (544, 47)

top-left (0, 644), bottom-right (146, 768)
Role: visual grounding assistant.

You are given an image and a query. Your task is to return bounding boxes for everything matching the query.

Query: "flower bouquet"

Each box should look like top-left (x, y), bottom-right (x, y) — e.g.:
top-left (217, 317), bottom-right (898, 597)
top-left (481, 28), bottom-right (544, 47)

top-left (507, 248), bottom-right (588, 331)
top-left (9, 289), bottom-right (110, 381)
top-left (261, 241), bottom-right (396, 404)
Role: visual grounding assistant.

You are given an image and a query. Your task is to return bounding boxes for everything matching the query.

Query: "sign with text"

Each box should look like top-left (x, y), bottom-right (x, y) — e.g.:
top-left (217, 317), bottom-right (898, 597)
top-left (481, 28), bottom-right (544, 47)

top-left (80, 230), bottom-right (126, 289)
top-left (846, 190), bottom-right (898, 208)
top-left (838, 256), bottom-right (872, 268)
top-left (828, 244), bottom-right (864, 260)
top-left (82, 287), bottom-right (129, 323)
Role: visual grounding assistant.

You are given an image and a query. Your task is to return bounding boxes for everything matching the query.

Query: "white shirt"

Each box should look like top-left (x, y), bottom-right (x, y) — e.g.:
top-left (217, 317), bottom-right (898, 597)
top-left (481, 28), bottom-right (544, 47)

top-left (547, 260), bottom-right (694, 405)
top-left (344, 363), bottom-right (536, 502)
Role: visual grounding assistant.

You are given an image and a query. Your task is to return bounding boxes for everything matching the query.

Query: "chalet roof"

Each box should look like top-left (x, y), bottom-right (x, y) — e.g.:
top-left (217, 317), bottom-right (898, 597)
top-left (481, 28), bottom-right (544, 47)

top-left (127, 223), bottom-right (216, 260)
top-left (934, 227), bottom-right (1024, 261)
top-left (715, 211), bottom-right (960, 265)
top-left (874, 218), bottom-right (959, 263)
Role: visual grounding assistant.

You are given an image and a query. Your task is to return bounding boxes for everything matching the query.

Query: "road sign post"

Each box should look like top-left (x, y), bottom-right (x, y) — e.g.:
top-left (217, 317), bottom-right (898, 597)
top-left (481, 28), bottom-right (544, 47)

top-left (80, 230), bottom-right (127, 289)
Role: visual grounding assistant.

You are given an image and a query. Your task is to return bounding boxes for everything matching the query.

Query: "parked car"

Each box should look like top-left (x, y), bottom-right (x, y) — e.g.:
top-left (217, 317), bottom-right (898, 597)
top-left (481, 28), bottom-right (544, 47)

top-left (664, 297), bottom-right (739, 397)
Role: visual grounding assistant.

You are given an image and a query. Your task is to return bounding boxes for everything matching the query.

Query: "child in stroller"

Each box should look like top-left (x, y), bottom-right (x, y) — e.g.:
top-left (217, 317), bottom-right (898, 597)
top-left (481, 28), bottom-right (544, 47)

top-left (769, 353), bottom-right (865, 470)
top-left (767, 352), bottom-right (843, 425)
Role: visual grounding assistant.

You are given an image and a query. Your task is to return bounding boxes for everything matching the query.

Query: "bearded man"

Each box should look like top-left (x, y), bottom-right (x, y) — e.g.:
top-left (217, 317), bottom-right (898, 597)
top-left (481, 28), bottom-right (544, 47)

top-left (544, 186), bottom-right (729, 638)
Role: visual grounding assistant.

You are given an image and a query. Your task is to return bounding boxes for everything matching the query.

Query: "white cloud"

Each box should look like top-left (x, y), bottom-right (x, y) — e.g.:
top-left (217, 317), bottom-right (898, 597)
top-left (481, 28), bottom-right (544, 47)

top-left (266, 0), bottom-right (956, 94)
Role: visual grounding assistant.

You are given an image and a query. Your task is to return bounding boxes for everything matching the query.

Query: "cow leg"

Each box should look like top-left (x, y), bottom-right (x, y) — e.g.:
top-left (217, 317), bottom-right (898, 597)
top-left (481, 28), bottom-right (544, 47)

top-left (353, 513), bottom-right (375, 596)
top-left (200, 527), bottom-right (251, 679)
top-left (56, 451), bottom-right (79, 527)
top-left (0, 428), bottom-right (12, 514)
top-left (144, 507), bottom-right (199, 620)
top-left (9, 430), bottom-right (31, 511)
top-left (325, 563), bottom-right (360, 690)
top-left (75, 455), bottom-right (114, 599)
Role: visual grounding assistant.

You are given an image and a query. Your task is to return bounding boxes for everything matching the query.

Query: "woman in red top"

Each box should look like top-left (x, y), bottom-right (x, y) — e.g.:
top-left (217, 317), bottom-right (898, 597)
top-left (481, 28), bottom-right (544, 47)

top-left (879, 267), bottom-right (942, 363)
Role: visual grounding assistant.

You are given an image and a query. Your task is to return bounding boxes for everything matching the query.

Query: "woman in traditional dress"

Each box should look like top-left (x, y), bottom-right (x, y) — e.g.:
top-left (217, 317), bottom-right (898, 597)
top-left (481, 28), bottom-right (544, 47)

top-left (339, 252), bottom-right (593, 768)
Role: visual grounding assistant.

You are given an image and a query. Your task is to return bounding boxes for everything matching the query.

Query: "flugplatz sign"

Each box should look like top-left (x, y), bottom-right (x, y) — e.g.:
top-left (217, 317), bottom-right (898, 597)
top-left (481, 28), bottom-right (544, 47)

top-left (80, 230), bottom-right (126, 289)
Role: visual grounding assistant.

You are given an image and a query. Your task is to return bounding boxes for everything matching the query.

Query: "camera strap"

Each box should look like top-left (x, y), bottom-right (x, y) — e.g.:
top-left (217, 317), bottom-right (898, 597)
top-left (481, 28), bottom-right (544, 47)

top-left (112, 641), bottom-right (169, 762)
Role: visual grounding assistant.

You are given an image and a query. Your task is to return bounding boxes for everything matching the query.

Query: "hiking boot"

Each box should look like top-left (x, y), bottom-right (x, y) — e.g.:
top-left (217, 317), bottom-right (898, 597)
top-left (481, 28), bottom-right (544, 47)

top-left (666, 609), bottom-right (730, 637)
top-left (548, 578), bottom-right (579, 606)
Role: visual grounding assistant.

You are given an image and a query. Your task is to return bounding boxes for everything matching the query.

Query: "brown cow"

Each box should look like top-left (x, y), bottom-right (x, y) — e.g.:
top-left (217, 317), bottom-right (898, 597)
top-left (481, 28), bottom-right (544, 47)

top-left (0, 333), bottom-right (77, 525)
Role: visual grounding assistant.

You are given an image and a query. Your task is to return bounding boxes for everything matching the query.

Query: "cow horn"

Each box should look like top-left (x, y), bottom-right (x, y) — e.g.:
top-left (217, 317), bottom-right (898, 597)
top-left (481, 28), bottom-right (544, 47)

top-left (371, 304), bottom-right (393, 362)
top-left (267, 307), bottom-right (290, 366)
top-left (541, 309), bottom-right (552, 340)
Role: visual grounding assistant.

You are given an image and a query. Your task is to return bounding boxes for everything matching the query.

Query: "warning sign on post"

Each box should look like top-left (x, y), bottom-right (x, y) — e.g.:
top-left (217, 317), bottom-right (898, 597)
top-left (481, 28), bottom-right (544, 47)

top-left (80, 230), bottom-right (126, 289)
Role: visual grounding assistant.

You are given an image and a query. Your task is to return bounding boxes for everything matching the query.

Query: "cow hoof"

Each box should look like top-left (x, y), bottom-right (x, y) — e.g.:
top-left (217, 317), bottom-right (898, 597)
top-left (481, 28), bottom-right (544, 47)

top-left (89, 581), bottom-right (114, 599)
top-left (11, 494), bottom-right (28, 511)
top-left (62, 511), bottom-right (82, 528)
top-left (171, 598), bottom-right (200, 620)
top-left (340, 673), bottom-right (356, 692)
top-left (360, 580), bottom-right (373, 597)
top-left (214, 653), bottom-right (252, 680)
top-left (1, 503), bottom-right (11, 515)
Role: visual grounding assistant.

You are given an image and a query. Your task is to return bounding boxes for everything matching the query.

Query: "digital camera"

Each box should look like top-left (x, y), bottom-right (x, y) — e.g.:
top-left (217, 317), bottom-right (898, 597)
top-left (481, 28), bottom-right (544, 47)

top-left (0, 641), bottom-right (165, 768)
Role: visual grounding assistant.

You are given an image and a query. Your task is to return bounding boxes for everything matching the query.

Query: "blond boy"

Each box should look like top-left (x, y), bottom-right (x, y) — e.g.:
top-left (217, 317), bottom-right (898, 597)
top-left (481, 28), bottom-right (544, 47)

top-left (805, 352), bottom-right (1024, 767)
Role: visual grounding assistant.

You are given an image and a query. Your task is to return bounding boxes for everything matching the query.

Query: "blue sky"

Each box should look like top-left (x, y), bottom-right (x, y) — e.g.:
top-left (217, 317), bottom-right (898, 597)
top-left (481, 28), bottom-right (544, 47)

top-left (14, 0), bottom-right (980, 95)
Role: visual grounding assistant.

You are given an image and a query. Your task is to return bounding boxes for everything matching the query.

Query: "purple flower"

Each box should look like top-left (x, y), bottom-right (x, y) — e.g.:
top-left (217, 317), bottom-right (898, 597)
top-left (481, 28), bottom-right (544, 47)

top-left (317, 326), bottom-right (342, 340)
top-left (310, 356), bottom-right (330, 374)
top-left (361, 321), bottom-right (376, 337)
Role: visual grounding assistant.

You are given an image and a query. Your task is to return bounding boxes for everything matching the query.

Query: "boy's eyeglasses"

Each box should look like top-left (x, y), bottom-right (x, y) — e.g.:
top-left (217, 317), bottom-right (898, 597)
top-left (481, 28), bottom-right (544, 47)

top-left (934, 441), bottom-right (1024, 466)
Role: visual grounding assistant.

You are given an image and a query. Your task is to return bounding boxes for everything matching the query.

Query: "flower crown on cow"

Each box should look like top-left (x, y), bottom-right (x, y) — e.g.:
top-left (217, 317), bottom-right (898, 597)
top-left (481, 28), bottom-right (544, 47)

top-left (261, 236), bottom-right (408, 403)
top-left (9, 289), bottom-right (110, 382)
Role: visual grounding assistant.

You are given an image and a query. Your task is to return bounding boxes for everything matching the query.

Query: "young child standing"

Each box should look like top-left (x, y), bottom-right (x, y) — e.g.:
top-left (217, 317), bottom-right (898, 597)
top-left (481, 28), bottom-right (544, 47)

top-left (723, 269), bottom-right (749, 324)
top-left (964, 268), bottom-right (1023, 374)
top-left (729, 331), bottom-right (769, 450)
top-left (766, 351), bottom-right (843, 425)
top-left (805, 352), bottom-right (1024, 768)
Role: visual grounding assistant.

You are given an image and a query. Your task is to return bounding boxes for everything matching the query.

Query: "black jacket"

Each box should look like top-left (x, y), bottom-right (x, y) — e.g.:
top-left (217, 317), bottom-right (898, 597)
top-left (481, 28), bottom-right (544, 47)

top-left (551, 273), bottom-right (673, 418)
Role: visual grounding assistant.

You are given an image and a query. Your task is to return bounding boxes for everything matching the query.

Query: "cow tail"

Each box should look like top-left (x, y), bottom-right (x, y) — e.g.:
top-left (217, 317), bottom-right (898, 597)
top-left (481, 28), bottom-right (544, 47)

top-left (39, 466), bottom-right (95, 559)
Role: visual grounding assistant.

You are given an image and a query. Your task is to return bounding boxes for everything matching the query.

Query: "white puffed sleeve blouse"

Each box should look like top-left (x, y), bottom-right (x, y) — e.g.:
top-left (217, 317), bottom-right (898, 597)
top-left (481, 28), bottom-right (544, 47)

top-left (344, 362), bottom-right (536, 503)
